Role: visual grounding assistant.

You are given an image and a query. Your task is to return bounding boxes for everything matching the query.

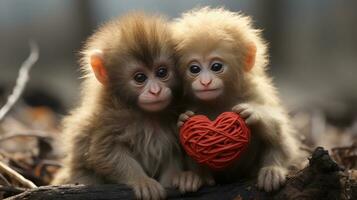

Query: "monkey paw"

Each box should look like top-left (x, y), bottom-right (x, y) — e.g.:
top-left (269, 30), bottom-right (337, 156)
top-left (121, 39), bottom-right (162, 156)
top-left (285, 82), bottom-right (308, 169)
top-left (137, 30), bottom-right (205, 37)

top-left (172, 171), bottom-right (213, 193)
top-left (177, 111), bottom-right (195, 128)
top-left (257, 166), bottom-right (286, 192)
top-left (232, 103), bottom-right (261, 125)
top-left (128, 177), bottom-right (166, 200)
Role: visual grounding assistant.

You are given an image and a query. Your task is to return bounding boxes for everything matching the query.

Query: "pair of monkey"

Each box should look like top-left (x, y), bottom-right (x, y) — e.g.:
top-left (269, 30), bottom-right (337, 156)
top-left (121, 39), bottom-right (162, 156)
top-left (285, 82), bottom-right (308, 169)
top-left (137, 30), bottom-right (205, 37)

top-left (52, 7), bottom-right (302, 200)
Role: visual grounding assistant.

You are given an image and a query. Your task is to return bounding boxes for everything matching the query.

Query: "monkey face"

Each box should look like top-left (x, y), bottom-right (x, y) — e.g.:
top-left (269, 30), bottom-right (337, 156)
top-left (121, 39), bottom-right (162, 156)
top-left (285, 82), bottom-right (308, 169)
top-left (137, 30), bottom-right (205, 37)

top-left (128, 62), bottom-right (175, 112)
top-left (89, 48), bottom-right (179, 112)
top-left (183, 52), bottom-right (228, 101)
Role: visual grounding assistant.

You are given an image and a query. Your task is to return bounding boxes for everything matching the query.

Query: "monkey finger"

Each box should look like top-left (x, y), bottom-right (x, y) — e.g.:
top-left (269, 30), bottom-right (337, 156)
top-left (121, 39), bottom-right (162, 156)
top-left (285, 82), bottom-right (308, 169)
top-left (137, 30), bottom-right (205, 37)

top-left (232, 104), bottom-right (249, 113)
top-left (140, 185), bottom-right (151, 200)
top-left (191, 174), bottom-right (202, 192)
top-left (132, 185), bottom-right (143, 200)
top-left (149, 185), bottom-right (160, 200)
top-left (157, 185), bottom-right (166, 200)
top-left (142, 181), bottom-right (152, 199)
top-left (278, 169), bottom-right (286, 189)
top-left (279, 171), bottom-right (286, 186)
top-left (177, 121), bottom-right (184, 128)
top-left (245, 115), bottom-right (259, 125)
top-left (153, 180), bottom-right (166, 200)
top-left (271, 171), bottom-right (281, 191)
top-left (179, 114), bottom-right (190, 122)
top-left (153, 181), bottom-right (166, 200)
top-left (275, 169), bottom-right (286, 190)
top-left (146, 185), bottom-right (155, 200)
top-left (185, 172), bottom-right (194, 192)
top-left (179, 173), bottom-right (187, 193)
top-left (185, 110), bottom-right (195, 116)
top-left (264, 169), bottom-right (273, 192)
top-left (232, 106), bottom-right (245, 113)
top-left (257, 168), bottom-right (266, 189)
top-left (239, 109), bottom-right (253, 119)
top-left (172, 176), bottom-right (179, 187)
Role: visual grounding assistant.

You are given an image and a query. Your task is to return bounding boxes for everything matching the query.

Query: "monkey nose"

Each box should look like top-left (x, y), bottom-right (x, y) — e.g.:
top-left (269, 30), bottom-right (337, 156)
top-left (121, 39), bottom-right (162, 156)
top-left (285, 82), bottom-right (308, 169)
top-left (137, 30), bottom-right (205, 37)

top-left (200, 79), bottom-right (212, 87)
top-left (149, 87), bottom-right (162, 96)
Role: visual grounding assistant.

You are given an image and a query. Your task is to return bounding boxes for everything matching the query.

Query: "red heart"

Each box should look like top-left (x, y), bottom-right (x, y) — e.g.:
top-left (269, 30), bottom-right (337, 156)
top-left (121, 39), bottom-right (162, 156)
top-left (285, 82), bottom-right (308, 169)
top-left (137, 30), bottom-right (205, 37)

top-left (180, 112), bottom-right (250, 170)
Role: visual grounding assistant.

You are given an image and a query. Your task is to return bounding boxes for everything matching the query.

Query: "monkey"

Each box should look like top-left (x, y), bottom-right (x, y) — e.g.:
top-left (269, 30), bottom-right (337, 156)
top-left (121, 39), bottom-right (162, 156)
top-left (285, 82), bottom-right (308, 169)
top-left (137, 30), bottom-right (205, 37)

top-left (51, 13), bottom-right (200, 200)
top-left (171, 7), bottom-right (303, 192)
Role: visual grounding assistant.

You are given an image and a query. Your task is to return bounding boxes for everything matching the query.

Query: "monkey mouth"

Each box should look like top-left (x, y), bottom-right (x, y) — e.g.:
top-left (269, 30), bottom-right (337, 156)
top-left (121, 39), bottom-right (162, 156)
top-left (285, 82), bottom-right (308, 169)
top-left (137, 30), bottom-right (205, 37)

top-left (139, 98), bottom-right (171, 112)
top-left (194, 88), bottom-right (222, 100)
top-left (142, 100), bottom-right (165, 105)
top-left (140, 96), bottom-right (170, 104)
top-left (195, 88), bottom-right (221, 93)
top-left (196, 88), bottom-right (219, 92)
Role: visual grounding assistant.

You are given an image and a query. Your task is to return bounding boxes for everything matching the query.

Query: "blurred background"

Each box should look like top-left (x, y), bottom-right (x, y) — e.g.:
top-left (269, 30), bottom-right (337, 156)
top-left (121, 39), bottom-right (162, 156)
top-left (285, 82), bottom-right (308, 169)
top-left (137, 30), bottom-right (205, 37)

top-left (0, 0), bottom-right (356, 188)
top-left (0, 0), bottom-right (356, 146)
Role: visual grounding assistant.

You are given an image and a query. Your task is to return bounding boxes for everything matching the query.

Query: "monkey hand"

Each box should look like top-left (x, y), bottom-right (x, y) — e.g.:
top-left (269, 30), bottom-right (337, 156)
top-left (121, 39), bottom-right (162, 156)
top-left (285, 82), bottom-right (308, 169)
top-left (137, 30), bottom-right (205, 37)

top-left (232, 103), bottom-right (262, 125)
top-left (172, 171), bottom-right (215, 193)
top-left (257, 165), bottom-right (287, 192)
top-left (177, 111), bottom-right (195, 128)
top-left (127, 176), bottom-right (166, 200)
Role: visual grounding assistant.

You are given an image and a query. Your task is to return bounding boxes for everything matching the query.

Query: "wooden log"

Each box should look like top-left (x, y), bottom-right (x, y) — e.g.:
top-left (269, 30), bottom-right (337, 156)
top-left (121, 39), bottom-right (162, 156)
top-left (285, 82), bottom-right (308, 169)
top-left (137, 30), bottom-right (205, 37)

top-left (4, 182), bottom-right (266, 200)
top-left (4, 147), bottom-right (356, 200)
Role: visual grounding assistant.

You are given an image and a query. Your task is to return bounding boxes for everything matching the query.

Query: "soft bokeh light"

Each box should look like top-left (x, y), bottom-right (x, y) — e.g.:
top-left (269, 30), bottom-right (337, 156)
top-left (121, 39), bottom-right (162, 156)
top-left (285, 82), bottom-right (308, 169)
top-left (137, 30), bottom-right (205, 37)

top-left (0, 0), bottom-right (356, 114)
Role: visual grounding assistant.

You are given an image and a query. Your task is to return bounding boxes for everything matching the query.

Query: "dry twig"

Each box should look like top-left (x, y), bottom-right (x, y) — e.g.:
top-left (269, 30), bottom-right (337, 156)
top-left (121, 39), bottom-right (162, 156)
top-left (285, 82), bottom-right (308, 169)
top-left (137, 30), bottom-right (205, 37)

top-left (0, 173), bottom-right (11, 186)
top-left (0, 161), bottom-right (37, 189)
top-left (0, 132), bottom-right (51, 143)
top-left (0, 41), bottom-right (39, 122)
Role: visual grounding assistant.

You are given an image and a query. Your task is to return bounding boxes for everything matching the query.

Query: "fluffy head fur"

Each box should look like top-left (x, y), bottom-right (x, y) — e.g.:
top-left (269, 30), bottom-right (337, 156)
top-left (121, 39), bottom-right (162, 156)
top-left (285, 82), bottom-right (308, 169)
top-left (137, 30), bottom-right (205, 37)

top-left (172, 7), bottom-right (267, 74)
top-left (171, 7), bottom-right (275, 107)
top-left (81, 13), bottom-right (180, 113)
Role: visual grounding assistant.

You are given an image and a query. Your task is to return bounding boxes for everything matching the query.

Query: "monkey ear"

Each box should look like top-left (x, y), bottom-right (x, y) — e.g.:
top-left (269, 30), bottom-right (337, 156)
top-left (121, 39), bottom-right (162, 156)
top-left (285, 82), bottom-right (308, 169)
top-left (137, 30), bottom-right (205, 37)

top-left (244, 43), bottom-right (257, 72)
top-left (89, 49), bottom-right (108, 85)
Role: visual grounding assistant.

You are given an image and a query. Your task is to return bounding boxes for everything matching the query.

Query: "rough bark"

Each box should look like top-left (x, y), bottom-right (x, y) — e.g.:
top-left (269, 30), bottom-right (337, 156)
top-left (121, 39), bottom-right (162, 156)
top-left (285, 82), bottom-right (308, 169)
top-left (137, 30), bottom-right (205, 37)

top-left (4, 182), bottom-right (265, 200)
top-left (3, 147), bottom-right (356, 200)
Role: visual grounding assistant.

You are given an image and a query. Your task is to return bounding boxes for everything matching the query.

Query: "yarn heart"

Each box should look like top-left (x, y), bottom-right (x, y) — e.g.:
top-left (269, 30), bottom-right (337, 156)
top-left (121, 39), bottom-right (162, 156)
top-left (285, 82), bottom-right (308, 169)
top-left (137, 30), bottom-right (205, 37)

top-left (180, 112), bottom-right (250, 170)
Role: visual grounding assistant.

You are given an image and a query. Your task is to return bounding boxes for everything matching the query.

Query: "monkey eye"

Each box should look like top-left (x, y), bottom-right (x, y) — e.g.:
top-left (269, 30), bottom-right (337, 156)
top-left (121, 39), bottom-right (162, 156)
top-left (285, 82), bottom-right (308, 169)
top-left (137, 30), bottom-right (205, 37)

top-left (156, 67), bottom-right (168, 79)
top-left (189, 65), bottom-right (201, 74)
top-left (133, 72), bottom-right (147, 84)
top-left (210, 62), bottom-right (224, 72)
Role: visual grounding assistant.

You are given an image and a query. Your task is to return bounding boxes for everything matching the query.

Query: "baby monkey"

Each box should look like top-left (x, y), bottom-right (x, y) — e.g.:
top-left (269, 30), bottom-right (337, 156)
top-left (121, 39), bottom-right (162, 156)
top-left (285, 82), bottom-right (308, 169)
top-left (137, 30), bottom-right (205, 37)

top-left (172, 7), bottom-right (302, 192)
top-left (52, 13), bottom-right (196, 199)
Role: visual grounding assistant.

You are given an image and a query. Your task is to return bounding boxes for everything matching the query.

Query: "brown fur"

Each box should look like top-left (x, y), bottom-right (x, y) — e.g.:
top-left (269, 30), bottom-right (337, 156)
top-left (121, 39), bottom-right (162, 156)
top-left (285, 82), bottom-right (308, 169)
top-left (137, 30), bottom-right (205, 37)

top-left (172, 7), bottom-right (303, 191)
top-left (52, 13), bottom-right (184, 199)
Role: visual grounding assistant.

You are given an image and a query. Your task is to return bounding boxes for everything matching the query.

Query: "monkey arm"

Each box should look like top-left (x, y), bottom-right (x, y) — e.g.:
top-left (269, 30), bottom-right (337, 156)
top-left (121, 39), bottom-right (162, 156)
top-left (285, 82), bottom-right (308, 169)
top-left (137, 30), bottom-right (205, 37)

top-left (233, 103), bottom-right (300, 191)
top-left (233, 103), bottom-right (299, 163)
top-left (83, 125), bottom-right (168, 199)
top-left (247, 105), bottom-right (301, 191)
top-left (87, 134), bottom-right (149, 183)
top-left (233, 103), bottom-right (289, 146)
top-left (254, 105), bottom-right (289, 145)
top-left (253, 105), bottom-right (302, 167)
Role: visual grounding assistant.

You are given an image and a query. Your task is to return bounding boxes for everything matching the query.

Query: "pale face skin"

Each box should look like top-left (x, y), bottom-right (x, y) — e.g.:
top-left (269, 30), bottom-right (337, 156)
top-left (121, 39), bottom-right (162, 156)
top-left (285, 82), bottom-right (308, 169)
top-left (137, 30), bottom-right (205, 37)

top-left (186, 53), bottom-right (226, 101)
top-left (130, 64), bottom-right (173, 112)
